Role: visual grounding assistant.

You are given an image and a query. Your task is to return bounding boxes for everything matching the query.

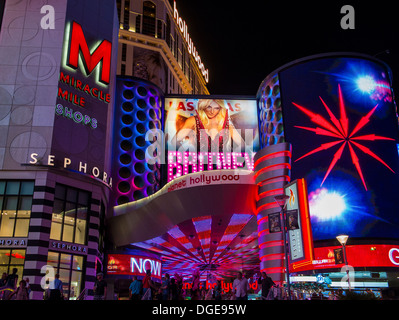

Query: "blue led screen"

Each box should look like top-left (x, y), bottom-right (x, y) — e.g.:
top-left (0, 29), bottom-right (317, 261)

top-left (279, 56), bottom-right (399, 240)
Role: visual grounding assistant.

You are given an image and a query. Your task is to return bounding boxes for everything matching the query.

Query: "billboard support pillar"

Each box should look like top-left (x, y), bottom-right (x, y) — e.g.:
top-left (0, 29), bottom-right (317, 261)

top-left (254, 143), bottom-right (292, 286)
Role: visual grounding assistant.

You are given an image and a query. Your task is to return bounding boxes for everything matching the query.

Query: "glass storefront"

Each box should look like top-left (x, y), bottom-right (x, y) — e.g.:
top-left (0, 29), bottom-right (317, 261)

top-left (50, 184), bottom-right (89, 245)
top-left (0, 249), bottom-right (26, 280)
top-left (47, 251), bottom-right (85, 300)
top-left (47, 184), bottom-right (90, 299)
top-left (0, 181), bottom-right (34, 237)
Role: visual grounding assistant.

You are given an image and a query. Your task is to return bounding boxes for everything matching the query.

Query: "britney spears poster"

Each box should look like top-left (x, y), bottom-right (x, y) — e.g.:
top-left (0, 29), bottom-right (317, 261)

top-left (164, 98), bottom-right (259, 181)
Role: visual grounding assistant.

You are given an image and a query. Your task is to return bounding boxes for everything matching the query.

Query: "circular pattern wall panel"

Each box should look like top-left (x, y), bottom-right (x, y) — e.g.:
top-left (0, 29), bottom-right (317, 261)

top-left (112, 77), bottom-right (163, 206)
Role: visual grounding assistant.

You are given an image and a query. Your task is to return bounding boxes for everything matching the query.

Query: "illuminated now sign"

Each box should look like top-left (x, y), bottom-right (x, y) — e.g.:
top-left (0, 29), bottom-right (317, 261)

top-left (107, 254), bottom-right (162, 279)
top-left (173, 1), bottom-right (209, 83)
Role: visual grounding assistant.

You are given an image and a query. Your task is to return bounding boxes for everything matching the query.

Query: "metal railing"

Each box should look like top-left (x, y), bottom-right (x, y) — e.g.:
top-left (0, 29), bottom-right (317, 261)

top-left (77, 288), bottom-right (87, 300)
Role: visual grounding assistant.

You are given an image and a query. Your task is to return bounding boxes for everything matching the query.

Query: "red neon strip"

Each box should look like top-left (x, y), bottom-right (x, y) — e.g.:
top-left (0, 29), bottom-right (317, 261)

top-left (297, 178), bottom-right (314, 263)
top-left (292, 260), bottom-right (313, 270)
top-left (260, 267), bottom-right (284, 274)
top-left (257, 176), bottom-right (291, 187)
top-left (253, 151), bottom-right (292, 168)
top-left (257, 188), bottom-right (284, 199)
top-left (254, 163), bottom-right (291, 179)
top-left (256, 202), bottom-right (280, 215)
top-left (259, 240), bottom-right (283, 249)
top-left (260, 253), bottom-right (284, 261)
top-left (257, 228), bottom-right (270, 238)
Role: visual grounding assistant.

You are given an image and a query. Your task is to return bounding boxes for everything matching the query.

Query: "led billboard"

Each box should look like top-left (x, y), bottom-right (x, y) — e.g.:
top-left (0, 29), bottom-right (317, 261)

top-left (279, 55), bottom-right (399, 240)
top-left (165, 97), bottom-right (259, 182)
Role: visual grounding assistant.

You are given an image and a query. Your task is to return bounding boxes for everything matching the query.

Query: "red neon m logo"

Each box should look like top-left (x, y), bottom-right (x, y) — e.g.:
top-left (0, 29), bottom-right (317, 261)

top-left (67, 21), bottom-right (112, 85)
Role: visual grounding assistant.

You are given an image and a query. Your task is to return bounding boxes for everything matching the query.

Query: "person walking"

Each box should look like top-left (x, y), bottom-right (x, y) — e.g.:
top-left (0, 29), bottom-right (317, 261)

top-left (48, 273), bottom-right (64, 300)
top-left (25, 277), bottom-right (31, 298)
top-left (232, 271), bottom-right (250, 300)
top-left (0, 273), bottom-right (7, 300)
top-left (258, 272), bottom-right (275, 300)
top-left (4, 268), bottom-right (18, 300)
top-left (142, 269), bottom-right (155, 300)
top-left (170, 278), bottom-right (179, 300)
top-left (0, 273), bottom-right (7, 287)
top-left (8, 280), bottom-right (29, 300)
top-left (214, 280), bottom-right (222, 300)
top-left (191, 270), bottom-right (200, 300)
top-left (161, 273), bottom-right (170, 300)
top-left (93, 272), bottom-right (107, 300)
top-left (174, 273), bottom-right (183, 300)
top-left (129, 276), bottom-right (142, 300)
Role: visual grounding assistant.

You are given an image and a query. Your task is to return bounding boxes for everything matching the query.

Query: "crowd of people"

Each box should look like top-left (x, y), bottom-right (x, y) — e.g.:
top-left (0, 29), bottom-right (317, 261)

top-left (127, 269), bottom-right (184, 300)
top-left (123, 269), bottom-right (277, 301)
top-left (0, 268), bottom-right (67, 300)
top-left (1, 268), bottom-right (385, 301)
top-left (0, 268), bottom-right (30, 300)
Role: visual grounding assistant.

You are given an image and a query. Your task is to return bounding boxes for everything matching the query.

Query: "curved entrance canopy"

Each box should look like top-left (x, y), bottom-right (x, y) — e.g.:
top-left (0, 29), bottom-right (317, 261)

top-left (107, 170), bottom-right (259, 278)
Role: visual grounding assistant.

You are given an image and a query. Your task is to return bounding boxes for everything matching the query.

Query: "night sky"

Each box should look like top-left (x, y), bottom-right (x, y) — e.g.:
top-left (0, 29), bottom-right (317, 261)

top-left (175, 1), bottom-right (399, 98)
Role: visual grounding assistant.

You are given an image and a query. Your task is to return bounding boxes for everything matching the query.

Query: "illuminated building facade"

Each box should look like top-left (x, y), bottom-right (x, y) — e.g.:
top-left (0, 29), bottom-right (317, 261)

top-left (0, 0), bottom-right (399, 302)
top-left (0, 0), bottom-right (119, 300)
top-left (115, 0), bottom-right (209, 95)
top-left (109, 53), bottom-right (399, 296)
top-left (256, 53), bottom-right (399, 291)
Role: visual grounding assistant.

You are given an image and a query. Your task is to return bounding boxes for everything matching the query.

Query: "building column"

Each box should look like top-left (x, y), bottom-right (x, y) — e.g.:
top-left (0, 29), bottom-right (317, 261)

top-left (254, 142), bottom-right (291, 285)
top-left (84, 194), bottom-right (102, 300)
top-left (23, 172), bottom-right (55, 300)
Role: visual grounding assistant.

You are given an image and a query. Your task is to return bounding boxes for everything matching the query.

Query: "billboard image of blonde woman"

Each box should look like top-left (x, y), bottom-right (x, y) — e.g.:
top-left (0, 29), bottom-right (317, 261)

top-left (166, 98), bottom-right (258, 154)
top-left (165, 97), bottom-right (259, 181)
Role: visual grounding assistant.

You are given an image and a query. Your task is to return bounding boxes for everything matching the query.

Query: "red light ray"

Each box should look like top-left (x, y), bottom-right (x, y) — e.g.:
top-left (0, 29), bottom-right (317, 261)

top-left (320, 141), bottom-right (347, 186)
top-left (293, 84), bottom-right (395, 190)
top-left (295, 140), bottom-right (343, 162)
top-left (351, 134), bottom-right (395, 141)
top-left (348, 142), bottom-right (368, 190)
top-left (319, 96), bottom-right (345, 137)
top-left (292, 102), bottom-right (343, 137)
top-left (294, 126), bottom-right (344, 139)
top-left (350, 140), bottom-right (395, 173)
top-left (338, 84), bottom-right (349, 136)
top-left (349, 104), bottom-right (379, 138)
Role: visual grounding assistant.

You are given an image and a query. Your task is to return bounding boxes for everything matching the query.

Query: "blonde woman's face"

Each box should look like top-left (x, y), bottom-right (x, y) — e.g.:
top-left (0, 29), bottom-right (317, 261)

top-left (204, 101), bottom-right (221, 119)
